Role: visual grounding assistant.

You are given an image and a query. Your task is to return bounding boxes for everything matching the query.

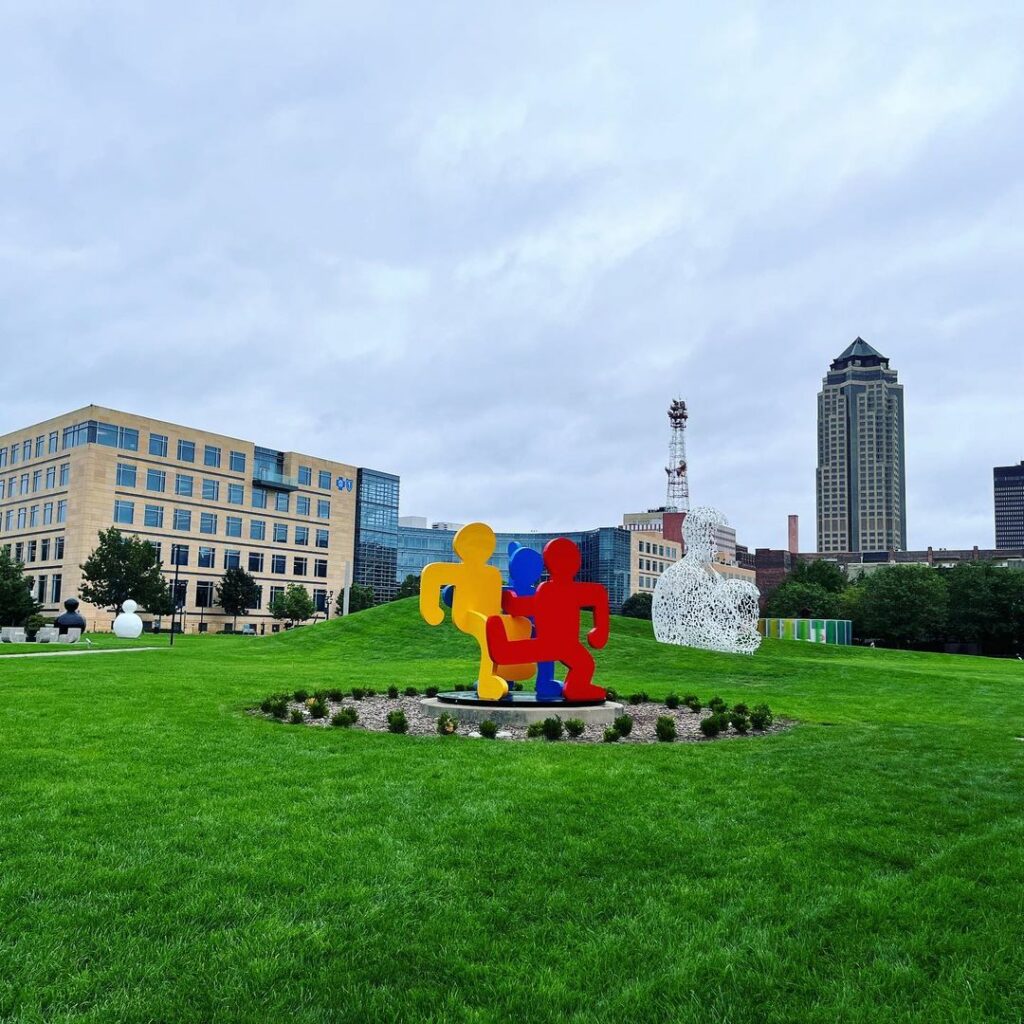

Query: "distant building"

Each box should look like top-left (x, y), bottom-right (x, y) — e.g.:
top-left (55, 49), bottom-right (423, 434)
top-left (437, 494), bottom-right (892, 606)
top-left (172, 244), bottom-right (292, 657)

top-left (817, 338), bottom-right (907, 553)
top-left (631, 530), bottom-right (682, 596)
top-left (994, 461), bottom-right (1024, 548)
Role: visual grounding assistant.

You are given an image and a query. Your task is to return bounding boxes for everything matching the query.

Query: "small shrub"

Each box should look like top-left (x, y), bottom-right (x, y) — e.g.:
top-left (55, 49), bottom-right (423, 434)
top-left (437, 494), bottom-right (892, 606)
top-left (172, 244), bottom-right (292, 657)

top-left (665, 693), bottom-right (681, 710)
top-left (682, 694), bottom-right (702, 713)
top-left (699, 715), bottom-right (721, 738)
top-left (732, 702), bottom-right (749, 717)
top-left (386, 710), bottom-right (408, 734)
top-left (526, 721), bottom-right (545, 738)
top-left (564, 718), bottom-right (585, 738)
top-left (436, 712), bottom-right (458, 735)
top-left (293, 689), bottom-right (309, 703)
top-left (308, 697), bottom-right (328, 719)
top-left (729, 712), bottom-right (750, 735)
top-left (289, 708), bottom-right (305, 725)
top-left (364, 688), bottom-right (377, 697)
top-left (312, 689), bottom-right (328, 701)
top-left (425, 686), bottom-right (439, 698)
top-left (331, 707), bottom-right (358, 727)
top-left (326, 688), bottom-right (344, 702)
top-left (627, 692), bottom-right (649, 705)
top-left (479, 719), bottom-right (498, 739)
top-left (655, 716), bottom-right (677, 742)
top-left (751, 704), bottom-right (774, 730)
top-left (350, 687), bottom-right (365, 701)
top-left (542, 717), bottom-right (564, 741)
top-left (262, 695), bottom-right (289, 719)
top-left (404, 686), bottom-right (419, 697)
top-left (708, 696), bottom-right (727, 713)
top-left (387, 685), bottom-right (399, 699)
top-left (605, 688), bottom-right (618, 701)
top-left (602, 727), bottom-right (620, 743)
top-left (613, 714), bottom-right (634, 737)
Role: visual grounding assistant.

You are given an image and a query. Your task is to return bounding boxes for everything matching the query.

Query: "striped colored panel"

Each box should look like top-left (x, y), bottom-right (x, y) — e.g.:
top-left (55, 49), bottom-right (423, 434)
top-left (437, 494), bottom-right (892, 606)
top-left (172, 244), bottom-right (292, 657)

top-left (759, 619), bottom-right (853, 645)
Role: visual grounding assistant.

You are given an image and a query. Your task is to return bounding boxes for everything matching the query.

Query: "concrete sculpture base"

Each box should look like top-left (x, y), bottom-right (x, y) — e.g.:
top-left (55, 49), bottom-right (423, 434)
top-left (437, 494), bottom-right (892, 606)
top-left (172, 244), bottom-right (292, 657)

top-left (421, 693), bottom-right (623, 727)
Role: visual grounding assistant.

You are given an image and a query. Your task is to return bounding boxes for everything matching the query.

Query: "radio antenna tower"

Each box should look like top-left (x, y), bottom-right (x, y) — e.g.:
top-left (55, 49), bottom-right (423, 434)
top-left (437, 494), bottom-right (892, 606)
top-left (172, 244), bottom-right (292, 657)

top-left (665, 398), bottom-right (689, 512)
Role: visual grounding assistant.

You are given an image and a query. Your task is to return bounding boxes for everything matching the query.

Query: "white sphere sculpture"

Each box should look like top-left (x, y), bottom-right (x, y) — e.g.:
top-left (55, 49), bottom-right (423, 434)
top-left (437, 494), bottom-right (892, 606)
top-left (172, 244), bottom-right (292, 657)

top-left (113, 599), bottom-right (144, 639)
top-left (652, 506), bottom-right (761, 655)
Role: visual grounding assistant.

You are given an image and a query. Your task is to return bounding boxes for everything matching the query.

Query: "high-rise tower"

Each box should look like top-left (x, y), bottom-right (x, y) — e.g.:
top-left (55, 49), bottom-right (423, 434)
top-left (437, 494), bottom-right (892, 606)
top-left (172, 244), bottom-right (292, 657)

top-left (665, 399), bottom-right (689, 512)
top-left (816, 338), bottom-right (907, 553)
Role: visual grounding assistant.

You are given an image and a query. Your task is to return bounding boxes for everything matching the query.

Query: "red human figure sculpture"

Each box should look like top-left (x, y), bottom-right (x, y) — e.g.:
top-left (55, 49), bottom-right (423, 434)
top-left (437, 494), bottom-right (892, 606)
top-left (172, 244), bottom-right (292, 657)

top-left (485, 538), bottom-right (610, 702)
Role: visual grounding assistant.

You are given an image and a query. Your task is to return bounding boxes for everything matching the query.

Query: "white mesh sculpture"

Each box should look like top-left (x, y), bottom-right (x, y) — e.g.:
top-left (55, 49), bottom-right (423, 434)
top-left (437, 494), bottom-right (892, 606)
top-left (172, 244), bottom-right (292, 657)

top-left (652, 506), bottom-right (762, 654)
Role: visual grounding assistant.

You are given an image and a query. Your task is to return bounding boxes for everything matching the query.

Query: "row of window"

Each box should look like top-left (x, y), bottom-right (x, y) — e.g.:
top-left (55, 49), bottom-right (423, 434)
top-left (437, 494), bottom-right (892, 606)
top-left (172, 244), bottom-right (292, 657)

top-left (111, 501), bottom-right (330, 546)
top-left (182, 580), bottom-right (330, 613)
top-left (26, 572), bottom-right (62, 605)
top-left (5, 536), bottom-right (65, 564)
top-left (0, 431), bottom-right (61, 467)
top-left (639, 558), bottom-right (668, 573)
top-left (1, 463), bottom-right (70, 501)
top-left (156, 541), bottom-right (329, 577)
top-left (1, 501), bottom-right (68, 532)
top-left (638, 540), bottom-right (672, 557)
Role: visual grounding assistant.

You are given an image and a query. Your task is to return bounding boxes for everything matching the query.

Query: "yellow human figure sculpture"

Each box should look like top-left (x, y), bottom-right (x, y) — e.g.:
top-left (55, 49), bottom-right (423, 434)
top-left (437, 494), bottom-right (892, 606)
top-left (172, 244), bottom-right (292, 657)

top-left (419, 522), bottom-right (533, 700)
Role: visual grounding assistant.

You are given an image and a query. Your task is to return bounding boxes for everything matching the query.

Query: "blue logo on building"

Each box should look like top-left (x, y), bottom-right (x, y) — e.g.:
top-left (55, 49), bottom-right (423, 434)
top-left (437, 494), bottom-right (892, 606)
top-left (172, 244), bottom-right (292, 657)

top-left (336, 476), bottom-right (354, 492)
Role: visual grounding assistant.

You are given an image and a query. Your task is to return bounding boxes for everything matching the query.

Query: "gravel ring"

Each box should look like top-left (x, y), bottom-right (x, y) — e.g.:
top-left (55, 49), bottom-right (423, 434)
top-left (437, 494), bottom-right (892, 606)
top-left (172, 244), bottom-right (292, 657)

top-left (253, 695), bottom-right (792, 744)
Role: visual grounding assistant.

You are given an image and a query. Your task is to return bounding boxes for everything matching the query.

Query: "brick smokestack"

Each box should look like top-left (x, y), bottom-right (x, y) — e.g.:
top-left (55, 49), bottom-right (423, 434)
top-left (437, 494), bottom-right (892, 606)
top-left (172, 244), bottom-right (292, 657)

top-left (787, 515), bottom-right (799, 555)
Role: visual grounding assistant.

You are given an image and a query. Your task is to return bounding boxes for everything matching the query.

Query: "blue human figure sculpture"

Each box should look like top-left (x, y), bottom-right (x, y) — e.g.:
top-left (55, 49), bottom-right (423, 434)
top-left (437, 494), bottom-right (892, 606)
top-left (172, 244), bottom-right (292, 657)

top-left (507, 543), bottom-right (562, 700)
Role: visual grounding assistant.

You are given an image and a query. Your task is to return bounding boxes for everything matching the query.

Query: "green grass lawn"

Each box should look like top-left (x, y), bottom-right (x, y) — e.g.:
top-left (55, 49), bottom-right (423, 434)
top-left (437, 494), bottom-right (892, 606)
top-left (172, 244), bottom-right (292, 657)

top-left (2, 599), bottom-right (1023, 1023)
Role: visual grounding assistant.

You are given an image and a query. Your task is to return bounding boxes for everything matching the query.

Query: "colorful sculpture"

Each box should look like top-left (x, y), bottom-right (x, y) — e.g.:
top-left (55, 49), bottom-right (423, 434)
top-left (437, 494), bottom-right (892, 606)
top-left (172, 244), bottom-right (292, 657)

top-left (486, 538), bottom-right (610, 701)
top-left (507, 542), bottom-right (561, 700)
top-left (419, 523), bottom-right (533, 700)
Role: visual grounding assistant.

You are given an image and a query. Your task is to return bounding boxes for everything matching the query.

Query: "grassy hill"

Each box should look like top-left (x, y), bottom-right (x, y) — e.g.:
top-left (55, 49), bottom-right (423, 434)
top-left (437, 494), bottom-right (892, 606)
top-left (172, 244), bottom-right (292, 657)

top-left (2, 600), bottom-right (1023, 1022)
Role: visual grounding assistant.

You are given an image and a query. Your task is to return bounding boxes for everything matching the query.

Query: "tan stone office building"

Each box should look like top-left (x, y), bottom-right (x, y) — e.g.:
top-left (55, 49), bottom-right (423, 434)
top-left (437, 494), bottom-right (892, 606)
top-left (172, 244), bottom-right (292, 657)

top-left (0, 406), bottom-right (399, 632)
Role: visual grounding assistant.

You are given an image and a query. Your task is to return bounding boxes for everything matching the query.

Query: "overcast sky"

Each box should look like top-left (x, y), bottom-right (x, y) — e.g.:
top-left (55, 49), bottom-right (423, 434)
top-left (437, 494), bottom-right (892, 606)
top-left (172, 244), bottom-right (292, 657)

top-left (2, 2), bottom-right (1022, 550)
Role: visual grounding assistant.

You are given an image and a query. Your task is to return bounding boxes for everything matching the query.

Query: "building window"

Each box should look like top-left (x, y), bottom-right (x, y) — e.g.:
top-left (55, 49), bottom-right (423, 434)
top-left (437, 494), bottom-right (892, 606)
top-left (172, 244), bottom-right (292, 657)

top-left (275, 492), bottom-right (289, 513)
top-left (32, 470), bottom-right (41, 492)
top-left (150, 433), bottom-right (168, 457)
top-left (273, 523), bottom-right (288, 543)
top-left (43, 502), bottom-right (53, 525)
top-left (248, 551), bottom-right (264, 572)
top-left (48, 432), bottom-right (58, 454)
top-left (229, 451), bottom-right (246, 473)
top-left (204, 445), bottom-right (221, 468)
top-left (202, 478), bottom-right (220, 501)
top-left (224, 549), bottom-right (241, 570)
top-left (298, 466), bottom-right (312, 485)
top-left (252, 487), bottom-right (268, 509)
top-left (34, 436), bottom-right (45, 458)
top-left (54, 536), bottom-right (65, 558)
top-left (296, 495), bottom-right (310, 516)
top-left (172, 580), bottom-right (188, 607)
top-left (175, 474), bottom-right (194, 497)
top-left (147, 469), bottom-right (166, 493)
top-left (250, 519), bottom-right (266, 540)
top-left (315, 529), bottom-right (329, 548)
top-left (177, 439), bottom-right (195, 463)
top-left (227, 483), bottom-right (244, 505)
top-left (271, 554), bottom-right (286, 573)
top-left (40, 538), bottom-right (50, 560)
top-left (200, 512), bottom-right (217, 534)
top-left (171, 543), bottom-right (189, 566)
top-left (318, 470), bottom-right (331, 489)
top-left (59, 463), bottom-right (70, 487)
top-left (29, 506), bottom-right (39, 527)
top-left (173, 509), bottom-right (191, 531)
top-left (145, 505), bottom-right (164, 528)
top-left (314, 558), bottom-right (328, 578)
top-left (51, 574), bottom-right (62, 604)
top-left (26, 541), bottom-right (37, 562)
top-left (317, 499), bottom-right (330, 519)
top-left (295, 526), bottom-right (309, 546)
top-left (196, 581), bottom-right (215, 608)
top-left (114, 500), bottom-right (134, 524)
top-left (269, 585), bottom-right (284, 607)
top-left (17, 508), bottom-right (26, 529)
top-left (45, 466), bottom-right (55, 488)
top-left (313, 588), bottom-right (328, 612)
top-left (225, 516), bottom-right (242, 537)
top-left (116, 463), bottom-right (137, 488)
top-left (198, 546), bottom-right (215, 568)
top-left (293, 556), bottom-right (307, 576)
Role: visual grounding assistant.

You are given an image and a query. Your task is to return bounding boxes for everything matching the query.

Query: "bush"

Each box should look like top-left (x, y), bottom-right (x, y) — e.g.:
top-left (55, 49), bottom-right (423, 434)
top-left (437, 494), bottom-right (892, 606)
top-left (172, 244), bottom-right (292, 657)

top-left (526, 721), bottom-right (545, 738)
top-left (479, 719), bottom-right (498, 739)
top-left (331, 707), bottom-right (358, 727)
top-left (613, 714), bottom-right (634, 737)
top-left (751, 704), bottom-right (774, 730)
top-left (602, 727), bottom-right (620, 743)
top-left (425, 686), bottom-right (439, 698)
top-left (627, 692), bottom-right (648, 706)
top-left (564, 718), bottom-right (585, 738)
top-left (729, 711), bottom-right (750, 735)
top-left (387, 685), bottom-right (399, 699)
top-left (436, 712), bottom-right (458, 735)
top-left (699, 714), bottom-right (721, 738)
top-left (541, 717), bottom-right (564, 741)
top-left (708, 696), bottom-right (727, 714)
top-left (665, 693), bottom-right (681, 709)
top-left (326, 688), bottom-right (344, 702)
top-left (350, 687), bottom-right (365, 701)
top-left (261, 695), bottom-right (289, 719)
top-left (404, 686), bottom-right (419, 697)
top-left (655, 716), bottom-right (677, 742)
top-left (364, 688), bottom-right (377, 697)
top-left (293, 689), bottom-right (309, 703)
top-left (386, 710), bottom-right (408, 734)
top-left (682, 694), bottom-right (702, 713)
top-left (605, 688), bottom-right (618, 701)
top-left (289, 708), bottom-right (305, 725)
top-left (308, 697), bottom-right (328, 719)
top-left (732, 702), bottom-right (749, 716)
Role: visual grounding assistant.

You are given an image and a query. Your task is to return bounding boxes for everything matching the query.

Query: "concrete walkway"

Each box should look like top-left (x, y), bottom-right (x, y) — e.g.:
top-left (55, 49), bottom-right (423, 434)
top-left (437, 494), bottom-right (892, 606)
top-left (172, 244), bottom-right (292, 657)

top-left (0, 646), bottom-right (167, 659)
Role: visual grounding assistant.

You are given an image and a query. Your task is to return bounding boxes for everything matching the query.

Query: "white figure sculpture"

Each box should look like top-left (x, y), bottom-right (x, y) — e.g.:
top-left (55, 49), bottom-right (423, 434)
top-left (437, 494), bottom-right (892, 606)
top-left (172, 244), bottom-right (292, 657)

top-left (113, 599), bottom-right (144, 639)
top-left (652, 506), bottom-right (761, 654)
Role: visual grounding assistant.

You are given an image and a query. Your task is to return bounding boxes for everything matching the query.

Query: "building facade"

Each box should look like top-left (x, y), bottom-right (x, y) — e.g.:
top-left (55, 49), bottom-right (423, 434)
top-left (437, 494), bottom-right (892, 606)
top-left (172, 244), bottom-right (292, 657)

top-left (397, 521), bottom-right (633, 612)
top-left (994, 461), bottom-right (1024, 549)
top-left (816, 338), bottom-right (907, 553)
top-left (631, 530), bottom-right (682, 596)
top-left (0, 406), bottom-right (398, 632)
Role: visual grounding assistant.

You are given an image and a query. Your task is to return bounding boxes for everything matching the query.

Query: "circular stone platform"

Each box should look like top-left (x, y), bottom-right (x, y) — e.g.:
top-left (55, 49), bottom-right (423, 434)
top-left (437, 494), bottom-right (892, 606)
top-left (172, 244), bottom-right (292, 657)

top-left (421, 692), bottom-right (623, 727)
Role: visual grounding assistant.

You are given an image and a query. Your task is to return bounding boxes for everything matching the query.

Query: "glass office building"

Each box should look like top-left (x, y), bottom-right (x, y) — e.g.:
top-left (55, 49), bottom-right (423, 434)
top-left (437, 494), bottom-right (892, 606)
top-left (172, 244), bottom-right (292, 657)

top-left (355, 468), bottom-right (400, 602)
top-left (397, 523), bottom-right (632, 612)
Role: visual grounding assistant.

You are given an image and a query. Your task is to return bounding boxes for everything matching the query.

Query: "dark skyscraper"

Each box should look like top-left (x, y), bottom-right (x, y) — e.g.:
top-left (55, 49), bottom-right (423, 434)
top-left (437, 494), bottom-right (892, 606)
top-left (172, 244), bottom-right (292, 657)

top-left (994, 461), bottom-right (1024, 548)
top-left (816, 338), bottom-right (907, 553)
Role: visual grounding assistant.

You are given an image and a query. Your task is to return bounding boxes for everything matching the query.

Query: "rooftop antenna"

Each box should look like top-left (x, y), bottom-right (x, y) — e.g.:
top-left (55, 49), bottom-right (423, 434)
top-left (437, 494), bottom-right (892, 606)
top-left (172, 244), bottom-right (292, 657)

top-left (665, 398), bottom-right (689, 512)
